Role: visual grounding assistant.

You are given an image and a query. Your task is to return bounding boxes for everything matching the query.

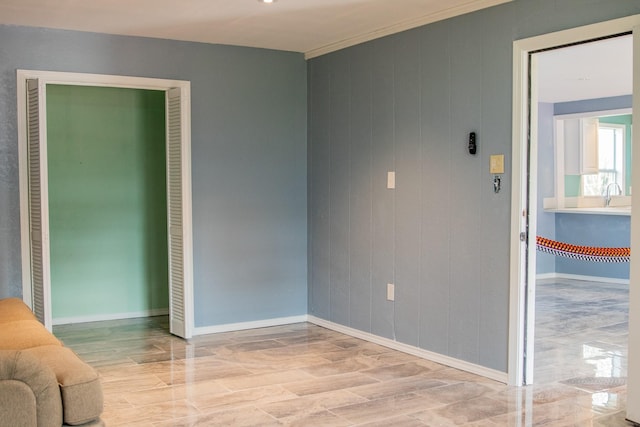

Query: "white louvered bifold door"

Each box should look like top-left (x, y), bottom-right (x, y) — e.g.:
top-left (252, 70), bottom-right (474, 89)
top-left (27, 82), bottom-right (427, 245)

top-left (26, 78), bottom-right (52, 330)
top-left (166, 87), bottom-right (191, 339)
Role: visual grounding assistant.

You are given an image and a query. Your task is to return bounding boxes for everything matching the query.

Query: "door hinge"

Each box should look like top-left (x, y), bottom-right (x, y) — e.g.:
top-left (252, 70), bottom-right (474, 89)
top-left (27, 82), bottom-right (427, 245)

top-left (520, 232), bottom-right (527, 242)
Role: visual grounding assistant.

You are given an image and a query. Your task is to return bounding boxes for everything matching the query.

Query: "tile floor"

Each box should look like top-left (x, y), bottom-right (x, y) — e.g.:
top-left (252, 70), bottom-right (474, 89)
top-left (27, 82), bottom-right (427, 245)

top-left (53, 279), bottom-right (634, 426)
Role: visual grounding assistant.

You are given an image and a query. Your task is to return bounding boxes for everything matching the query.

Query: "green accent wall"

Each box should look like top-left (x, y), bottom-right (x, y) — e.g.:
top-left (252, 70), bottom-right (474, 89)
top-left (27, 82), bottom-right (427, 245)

top-left (47, 85), bottom-right (168, 319)
top-left (564, 175), bottom-right (581, 197)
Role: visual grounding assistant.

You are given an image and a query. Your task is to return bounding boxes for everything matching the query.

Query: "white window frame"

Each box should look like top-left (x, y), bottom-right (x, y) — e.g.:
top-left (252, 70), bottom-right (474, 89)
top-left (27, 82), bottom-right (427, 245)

top-left (553, 109), bottom-right (630, 204)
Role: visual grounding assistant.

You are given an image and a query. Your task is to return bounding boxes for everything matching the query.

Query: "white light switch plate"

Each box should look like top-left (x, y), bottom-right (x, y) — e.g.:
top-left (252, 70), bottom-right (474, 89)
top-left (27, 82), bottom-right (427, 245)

top-left (387, 171), bottom-right (395, 189)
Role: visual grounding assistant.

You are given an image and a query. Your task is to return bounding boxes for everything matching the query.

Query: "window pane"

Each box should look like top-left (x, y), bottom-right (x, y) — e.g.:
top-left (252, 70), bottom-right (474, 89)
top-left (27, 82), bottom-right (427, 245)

top-left (582, 124), bottom-right (625, 196)
top-left (583, 173), bottom-right (614, 196)
top-left (598, 127), bottom-right (615, 170)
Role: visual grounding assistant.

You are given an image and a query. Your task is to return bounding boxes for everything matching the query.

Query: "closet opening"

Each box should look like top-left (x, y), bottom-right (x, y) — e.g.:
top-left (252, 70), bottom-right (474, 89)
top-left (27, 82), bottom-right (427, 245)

top-left (17, 70), bottom-right (194, 339)
top-left (47, 85), bottom-right (169, 325)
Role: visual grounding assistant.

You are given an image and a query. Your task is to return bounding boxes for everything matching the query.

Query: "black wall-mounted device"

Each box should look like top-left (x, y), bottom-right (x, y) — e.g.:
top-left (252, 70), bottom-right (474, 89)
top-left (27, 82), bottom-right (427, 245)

top-left (468, 132), bottom-right (477, 155)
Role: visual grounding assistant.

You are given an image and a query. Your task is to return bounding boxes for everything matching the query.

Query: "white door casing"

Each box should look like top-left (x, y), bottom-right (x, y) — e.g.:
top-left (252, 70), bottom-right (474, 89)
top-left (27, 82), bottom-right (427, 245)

top-left (510, 16), bottom-right (640, 424)
top-left (17, 70), bottom-right (194, 339)
top-left (626, 22), bottom-right (640, 425)
top-left (510, 15), bottom-right (640, 387)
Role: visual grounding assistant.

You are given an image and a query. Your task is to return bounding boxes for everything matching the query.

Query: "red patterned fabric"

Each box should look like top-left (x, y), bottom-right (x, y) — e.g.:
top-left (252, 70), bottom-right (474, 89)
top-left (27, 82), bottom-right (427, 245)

top-left (536, 236), bottom-right (629, 263)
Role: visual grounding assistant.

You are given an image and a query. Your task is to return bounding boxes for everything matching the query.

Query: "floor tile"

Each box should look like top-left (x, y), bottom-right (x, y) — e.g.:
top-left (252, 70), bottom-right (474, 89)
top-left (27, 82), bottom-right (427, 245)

top-left (50, 278), bottom-right (636, 426)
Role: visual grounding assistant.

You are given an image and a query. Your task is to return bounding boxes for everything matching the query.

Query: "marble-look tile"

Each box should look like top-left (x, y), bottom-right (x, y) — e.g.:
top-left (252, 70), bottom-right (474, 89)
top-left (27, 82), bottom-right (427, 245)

top-left (49, 277), bottom-right (631, 427)
top-left (597, 322), bottom-right (629, 334)
top-left (155, 363), bottom-right (253, 385)
top-left (254, 341), bottom-right (345, 358)
top-left (519, 383), bottom-right (589, 406)
top-left (190, 384), bottom-right (298, 411)
top-left (101, 399), bottom-right (200, 426)
top-left (425, 396), bottom-right (510, 425)
top-left (329, 393), bottom-right (442, 424)
top-left (128, 347), bottom-right (214, 364)
top-left (300, 357), bottom-right (381, 377)
top-left (122, 379), bottom-right (229, 406)
top-left (574, 389), bottom-right (627, 416)
top-left (331, 337), bottom-right (368, 349)
top-left (224, 339), bottom-right (287, 353)
top-left (361, 361), bottom-right (433, 381)
top-left (356, 415), bottom-right (429, 427)
top-left (417, 381), bottom-right (497, 405)
top-left (593, 410), bottom-right (636, 427)
top-left (258, 389), bottom-right (367, 418)
top-left (490, 396), bottom-right (597, 426)
top-left (276, 333), bottom-right (338, 346)
top-left (101, 373), bottom-right (167, 393)
top-left (350, 376), bottom-right (446, 400)
top-left (360, 349), bottom-right (424, 365)
top-left (217, 369), bottom-right (316, 391)
top-left (561, 376), bottom-right (627, 392)
top-left (459, 420), bottom-right (502, 427)
top-left (102, 393), bottom-right (134, 412)
top-left (212, 348), bottom-right (334, 374)
top-left (152, 406), bottom-right (281, 427)
top-left (423, 367), bottom-right (503, 388)
top-left (283, 372), bottom-right (380, 396)
top-left (280, 409), bottom-right (353, 427)
top-left (97, 360), bottom-right (177, 381)
top-left (318, 344), bottom-right (391, 362)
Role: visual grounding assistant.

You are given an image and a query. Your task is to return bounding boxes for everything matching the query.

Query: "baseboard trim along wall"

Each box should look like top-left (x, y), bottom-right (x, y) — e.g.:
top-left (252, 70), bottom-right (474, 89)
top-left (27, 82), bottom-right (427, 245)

top-left (53, 308), bottom-right (170, 326)
top-left (307, 315), bottom-right (508, 384)
top-left (193, 315), bottom-right (308, 336)
top-left (536, 272), bottom-right (629, 285)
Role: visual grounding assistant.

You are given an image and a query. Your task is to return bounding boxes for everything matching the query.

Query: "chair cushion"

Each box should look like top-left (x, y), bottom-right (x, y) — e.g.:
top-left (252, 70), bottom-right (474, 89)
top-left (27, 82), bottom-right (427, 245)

top-left (23, 346), bottom-right (103, 426)
top-left (0, 320), bottom-right (62, 350)
top-left (0, 298), bottom-right (38, 323)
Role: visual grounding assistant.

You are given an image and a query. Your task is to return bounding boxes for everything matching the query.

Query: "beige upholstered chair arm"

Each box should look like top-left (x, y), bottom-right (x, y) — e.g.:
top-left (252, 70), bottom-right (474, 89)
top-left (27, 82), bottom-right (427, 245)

top-left (0, 350), bottom-right (63, 427)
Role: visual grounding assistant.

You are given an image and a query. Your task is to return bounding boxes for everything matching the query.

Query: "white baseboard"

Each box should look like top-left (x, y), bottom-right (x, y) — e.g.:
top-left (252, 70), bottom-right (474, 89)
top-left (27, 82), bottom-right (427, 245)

top-left (307, 315), bottom-right (508, 384)
top-left (53, 308), bottom-right (170, 326)
top-left (535, 272), bottom-right (557, 280)
top-left (193, 315), bottom-right (308, 336)
top-left (536, 272), bottom-right (629, 285)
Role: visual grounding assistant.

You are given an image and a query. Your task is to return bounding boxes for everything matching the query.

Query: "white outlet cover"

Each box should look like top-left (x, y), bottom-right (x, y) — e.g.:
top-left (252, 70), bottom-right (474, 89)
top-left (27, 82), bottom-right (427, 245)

top-left (387, 283), bottom-right (395, 301)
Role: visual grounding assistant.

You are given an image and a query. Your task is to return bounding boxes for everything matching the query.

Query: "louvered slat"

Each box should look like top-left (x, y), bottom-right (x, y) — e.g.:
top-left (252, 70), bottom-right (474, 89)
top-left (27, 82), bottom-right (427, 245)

top-left (167, 88), bottom-right (186, 336)
top-left (26, 79), bottom-right (47, 326)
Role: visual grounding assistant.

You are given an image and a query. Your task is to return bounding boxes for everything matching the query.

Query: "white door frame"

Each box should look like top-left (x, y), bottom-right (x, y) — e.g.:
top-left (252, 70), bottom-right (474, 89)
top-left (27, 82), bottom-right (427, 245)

top-left (628, 22), bottom-right (640, 425)
top-left (509, 15), bottom-right (640, 388)
top-left (16, 70), bottom-right (194, 338)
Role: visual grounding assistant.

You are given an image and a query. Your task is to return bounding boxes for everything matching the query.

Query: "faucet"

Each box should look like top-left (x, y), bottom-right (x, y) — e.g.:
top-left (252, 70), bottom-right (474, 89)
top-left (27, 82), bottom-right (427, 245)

top-left (605, 182), bottom-right (622, 207)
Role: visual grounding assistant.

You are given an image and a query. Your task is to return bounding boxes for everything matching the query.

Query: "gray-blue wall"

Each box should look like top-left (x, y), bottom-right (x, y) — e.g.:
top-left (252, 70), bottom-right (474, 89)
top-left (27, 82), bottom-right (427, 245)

top-left (307, 0), bottom-right (640, 373)
top-left (0, 25), bottom-right (308, 327)
top-left (537, 102), bottom-right (556, 274)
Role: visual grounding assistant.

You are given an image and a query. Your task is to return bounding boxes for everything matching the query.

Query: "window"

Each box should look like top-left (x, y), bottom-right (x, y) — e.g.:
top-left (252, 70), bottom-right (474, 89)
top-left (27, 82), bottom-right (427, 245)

top-left (582, 123), bottom-right (625, 196)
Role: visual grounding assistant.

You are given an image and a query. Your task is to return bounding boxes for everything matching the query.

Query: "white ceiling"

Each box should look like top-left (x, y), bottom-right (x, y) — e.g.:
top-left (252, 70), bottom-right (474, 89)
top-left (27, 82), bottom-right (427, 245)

top-left (0, 0), bottom-right (510, 58)
top-left (536, 34), bottom-right (633, 103)
top-left (0, 0), bottom-right (630, 102)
